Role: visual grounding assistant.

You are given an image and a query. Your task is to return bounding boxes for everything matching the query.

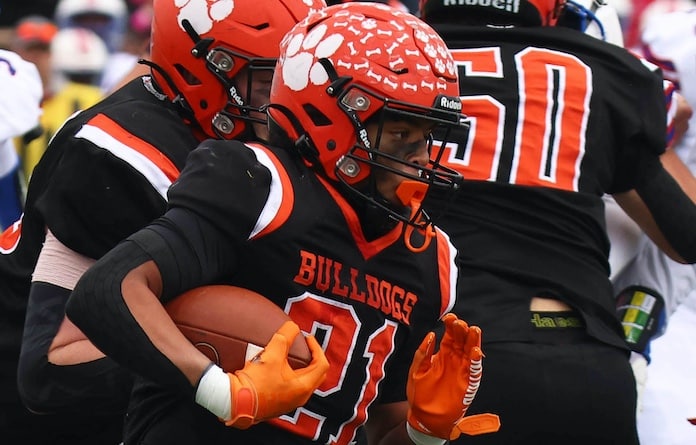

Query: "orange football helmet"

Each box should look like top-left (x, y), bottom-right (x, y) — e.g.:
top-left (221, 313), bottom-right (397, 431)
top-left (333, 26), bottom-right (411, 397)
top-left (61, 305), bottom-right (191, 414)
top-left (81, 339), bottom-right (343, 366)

top-left (148, 0), bottom-right (325, 141)
top-left (268, 2), bottom-right (466, 229)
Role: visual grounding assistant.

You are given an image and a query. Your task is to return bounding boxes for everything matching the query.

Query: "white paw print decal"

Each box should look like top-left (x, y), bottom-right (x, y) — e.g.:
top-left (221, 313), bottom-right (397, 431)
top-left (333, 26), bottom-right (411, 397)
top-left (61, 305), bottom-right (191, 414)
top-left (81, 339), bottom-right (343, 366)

top-left (175, 0), bottom-right (235, 35)
top-left (279, 6), bottom-right (457, 96)
top-left (282, 23), bottom-right (344, 91)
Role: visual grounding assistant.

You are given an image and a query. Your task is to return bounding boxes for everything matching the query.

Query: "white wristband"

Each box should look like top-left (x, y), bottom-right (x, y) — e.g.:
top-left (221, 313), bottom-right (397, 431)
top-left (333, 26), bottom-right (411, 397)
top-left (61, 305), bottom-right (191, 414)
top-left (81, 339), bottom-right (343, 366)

top-left (194, 364), bottom-right (231, 421)
top-left (406, 422), bottom-right (447, 445)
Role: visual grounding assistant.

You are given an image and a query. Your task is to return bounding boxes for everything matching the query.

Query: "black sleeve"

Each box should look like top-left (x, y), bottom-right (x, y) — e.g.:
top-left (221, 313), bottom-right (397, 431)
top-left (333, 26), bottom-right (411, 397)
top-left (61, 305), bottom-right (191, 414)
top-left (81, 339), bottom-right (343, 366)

top-left (65, 236), bottom-right (196, 394)
top-left (66, 210), bottom-right (236, 395)
top-left (608, 61), bottom-right (667, 193)
top-left (376, 319), bottom-right (439, 404)
top-left (35, 136), bottom-right (167, 259)
top-left (166, 139), bottom-right (273, 242)
top-left (18, 282), bottom-right (133, 415)
top-left (131, 208), bottom-right (240, 303)
top-left (634, 157), bottom-right (696, 263)
top-left (67, 140), bottom-right (274, 392)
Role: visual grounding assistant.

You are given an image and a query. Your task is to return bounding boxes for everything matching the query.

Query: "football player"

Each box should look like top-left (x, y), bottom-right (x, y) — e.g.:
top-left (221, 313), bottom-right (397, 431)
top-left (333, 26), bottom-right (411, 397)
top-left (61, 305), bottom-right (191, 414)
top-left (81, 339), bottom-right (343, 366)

top-left (66, 3), bottom-right (500, 444)
top-left (3, 0), bottom-right (325, 443)
top-left (0, 49), bottom-right (42, 230)
top-left (419, 0), bottom-right (696, 443)
top-left (613, 6), bottom-right (696, 444)
top-left (557, 0), bottom-right (696, 417)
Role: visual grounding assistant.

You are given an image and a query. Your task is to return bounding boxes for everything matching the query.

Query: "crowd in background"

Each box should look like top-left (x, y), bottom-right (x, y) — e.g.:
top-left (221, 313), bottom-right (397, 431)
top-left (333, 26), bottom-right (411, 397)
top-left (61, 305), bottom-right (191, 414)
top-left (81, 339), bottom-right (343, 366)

top-left (0, 0), bottom-right (691, 210)
top-left (1, 0), bottom-right (152, 184)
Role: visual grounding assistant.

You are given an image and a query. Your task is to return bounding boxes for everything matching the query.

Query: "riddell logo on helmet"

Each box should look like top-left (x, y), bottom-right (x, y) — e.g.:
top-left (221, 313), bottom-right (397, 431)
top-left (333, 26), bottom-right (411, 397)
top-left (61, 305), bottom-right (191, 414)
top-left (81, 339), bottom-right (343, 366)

top-left (358, 128), bottom-right (371, 149)
top-left (442, 0), bottom-right (520, 13)
top-left (438, 95), bottom-right (462, 111)
top-left (228, 85), bottom-right (244, 106)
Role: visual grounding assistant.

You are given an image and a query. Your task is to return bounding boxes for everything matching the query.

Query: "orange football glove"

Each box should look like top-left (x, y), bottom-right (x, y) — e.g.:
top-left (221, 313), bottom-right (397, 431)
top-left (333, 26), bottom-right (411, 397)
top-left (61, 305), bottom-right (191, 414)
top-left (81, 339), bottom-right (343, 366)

top-left (406, 313), bottom-right (500, 440)
top-left (225, 320), bottom-right (329, 429)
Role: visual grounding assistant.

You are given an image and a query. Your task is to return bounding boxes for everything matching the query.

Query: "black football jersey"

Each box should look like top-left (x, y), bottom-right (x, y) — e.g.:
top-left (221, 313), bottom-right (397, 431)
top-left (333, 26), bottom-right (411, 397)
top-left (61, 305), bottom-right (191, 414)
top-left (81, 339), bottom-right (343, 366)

top-left (122, 140), bottom-right (458, 445)
top-left (0, 76), bottom-right (198, 402)
top-left (424, 25), bottom-right (667, 349)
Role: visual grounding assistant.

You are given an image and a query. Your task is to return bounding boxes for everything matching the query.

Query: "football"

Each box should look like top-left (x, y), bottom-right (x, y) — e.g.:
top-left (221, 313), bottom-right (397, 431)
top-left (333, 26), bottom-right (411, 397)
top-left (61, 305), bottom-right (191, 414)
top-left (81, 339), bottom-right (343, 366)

top-left (165, 285), bottom-right (312, 372)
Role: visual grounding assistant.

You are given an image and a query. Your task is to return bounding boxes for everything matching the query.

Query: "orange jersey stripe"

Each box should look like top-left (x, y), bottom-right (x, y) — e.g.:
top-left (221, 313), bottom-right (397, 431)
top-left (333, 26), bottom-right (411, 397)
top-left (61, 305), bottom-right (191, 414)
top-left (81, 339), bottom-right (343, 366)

top-left (315, 175), bottom-right (402, 261)
top-left (87, 113), bottom-right (180, 183)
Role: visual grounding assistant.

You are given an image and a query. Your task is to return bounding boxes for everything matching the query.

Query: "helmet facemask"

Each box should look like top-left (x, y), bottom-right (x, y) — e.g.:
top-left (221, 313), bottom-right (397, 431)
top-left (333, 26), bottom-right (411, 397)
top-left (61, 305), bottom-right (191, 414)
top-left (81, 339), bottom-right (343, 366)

top-left (266, 2), bottom-right (467, 248)
top-left (330, 79), bottom-right (465, 232)
top-left (180, 20), bottom-right (277, 141)
top-left (147, 0), bottom-right (326, 141)
top-left (204, 46), bottom-right (277, 141)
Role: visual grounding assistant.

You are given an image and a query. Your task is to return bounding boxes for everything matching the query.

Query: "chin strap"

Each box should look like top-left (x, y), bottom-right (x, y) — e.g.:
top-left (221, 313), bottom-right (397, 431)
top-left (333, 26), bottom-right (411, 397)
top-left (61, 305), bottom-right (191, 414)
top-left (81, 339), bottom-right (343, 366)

top-left (396, 181), bottom-right (436, 253)
top-left (138, 59), bottom-right (198, 125)
top-left (404, 223), bottom-right (436, 253)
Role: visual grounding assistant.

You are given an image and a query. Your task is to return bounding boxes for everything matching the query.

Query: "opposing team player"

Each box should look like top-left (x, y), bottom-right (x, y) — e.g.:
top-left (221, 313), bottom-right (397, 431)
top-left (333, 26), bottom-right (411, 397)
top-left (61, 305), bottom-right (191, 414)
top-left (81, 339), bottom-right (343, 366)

top-left (0, 0), bottom-right (324, 443)
top-left (419, 0), bottom-right (696, 443)
top-left (0, 46), bottom-right (43, 441)
top-left (0, 49), bottom-right (42, 230)
top-left (66, 3), bottom-right (500, 444)
top-left (614, 6), bottom-right (696, 444)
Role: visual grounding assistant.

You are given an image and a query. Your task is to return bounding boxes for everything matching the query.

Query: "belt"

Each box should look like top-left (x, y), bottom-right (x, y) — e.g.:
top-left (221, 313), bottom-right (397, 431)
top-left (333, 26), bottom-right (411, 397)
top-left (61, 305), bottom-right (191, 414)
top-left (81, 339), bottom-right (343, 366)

top-left (530, 311), bottom-right (584, 329)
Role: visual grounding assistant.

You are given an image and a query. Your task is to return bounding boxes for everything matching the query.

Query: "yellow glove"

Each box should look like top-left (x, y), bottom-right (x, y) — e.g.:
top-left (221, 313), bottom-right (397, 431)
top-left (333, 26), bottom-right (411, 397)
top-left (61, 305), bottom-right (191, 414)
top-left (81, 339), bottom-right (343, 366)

top-left (407, 313), bottom-right (500, 440)
top-left (225, 320), bottom-right (329, 428)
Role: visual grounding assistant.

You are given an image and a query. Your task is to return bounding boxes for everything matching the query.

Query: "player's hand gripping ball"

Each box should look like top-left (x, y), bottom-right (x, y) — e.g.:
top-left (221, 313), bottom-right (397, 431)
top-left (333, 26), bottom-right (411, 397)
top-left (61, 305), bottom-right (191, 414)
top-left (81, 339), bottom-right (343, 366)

top-left (165, 285), bottom-right (312, 371)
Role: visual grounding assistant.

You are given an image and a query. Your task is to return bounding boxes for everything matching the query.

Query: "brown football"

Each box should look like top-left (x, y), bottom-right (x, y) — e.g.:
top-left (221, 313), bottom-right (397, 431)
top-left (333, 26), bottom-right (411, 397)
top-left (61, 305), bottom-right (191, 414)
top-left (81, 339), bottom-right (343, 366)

top-left (165, 285), bottom-right (312, 372)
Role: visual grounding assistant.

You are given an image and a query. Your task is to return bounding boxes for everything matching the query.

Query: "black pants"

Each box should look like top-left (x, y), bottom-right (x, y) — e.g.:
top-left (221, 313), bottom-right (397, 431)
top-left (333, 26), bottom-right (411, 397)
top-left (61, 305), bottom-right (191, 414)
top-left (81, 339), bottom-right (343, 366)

top-left (453, 324), bottom-right (638, 445)
top-left (0, 400), bottom-right (124, 445)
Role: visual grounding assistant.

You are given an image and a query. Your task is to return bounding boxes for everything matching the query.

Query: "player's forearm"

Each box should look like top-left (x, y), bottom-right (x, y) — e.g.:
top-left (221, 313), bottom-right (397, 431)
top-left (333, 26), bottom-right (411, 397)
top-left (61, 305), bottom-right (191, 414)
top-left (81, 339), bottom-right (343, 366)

top-left (27, 230), bottom-right (103, 364)
top-left (18, 280), bottom-right (133, 414)
top-left (366, 401), bottom-right (447, 445)
top-left (616, 153), bottom-right (696, 263)
top-left (66, 241), bottom-right (200, 394)
top-left (119, 261), bottom-right (212, 386)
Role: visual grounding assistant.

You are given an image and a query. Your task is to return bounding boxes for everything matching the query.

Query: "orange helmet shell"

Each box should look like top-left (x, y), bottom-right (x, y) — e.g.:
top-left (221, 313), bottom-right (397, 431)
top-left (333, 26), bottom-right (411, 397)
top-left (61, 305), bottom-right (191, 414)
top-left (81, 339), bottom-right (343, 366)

top-left (149, 0), bottom-right (325, 140)
top-left (269, 2), bottom-right (461, 183)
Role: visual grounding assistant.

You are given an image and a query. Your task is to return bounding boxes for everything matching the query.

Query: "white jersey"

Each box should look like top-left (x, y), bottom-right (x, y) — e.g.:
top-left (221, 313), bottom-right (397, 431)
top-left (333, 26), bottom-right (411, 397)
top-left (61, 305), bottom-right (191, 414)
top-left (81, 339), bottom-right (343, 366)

top-left (0, 49), bottom-right (43, 176)
top-left (641, 8), bottom-right (696, 166)
top-left (611, 7), bottom-right (696, 318)
top-left (0, 49), bottom-right (43, 142)
top-left (613, 8), bottom-right (696, 445)
top-left (635, 293), bottom-right (696, 445)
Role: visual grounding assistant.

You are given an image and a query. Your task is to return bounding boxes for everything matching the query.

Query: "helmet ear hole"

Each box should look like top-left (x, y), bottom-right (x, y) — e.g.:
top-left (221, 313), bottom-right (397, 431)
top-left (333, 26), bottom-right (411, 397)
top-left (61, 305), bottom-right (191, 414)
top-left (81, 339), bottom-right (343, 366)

top-left (302, 104), bottom-right (333, 127)
top-left (175, 64), bottom-right (202, 86)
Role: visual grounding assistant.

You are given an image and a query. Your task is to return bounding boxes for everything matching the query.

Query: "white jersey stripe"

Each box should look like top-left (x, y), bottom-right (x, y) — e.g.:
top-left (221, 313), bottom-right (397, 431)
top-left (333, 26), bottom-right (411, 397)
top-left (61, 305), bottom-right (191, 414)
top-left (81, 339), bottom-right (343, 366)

top-left (75, 124), bottom-right (174, 200)
top-left (246, 145), bottom-right (285, 240)
top-left (444, 231), bottom-right (458, 315)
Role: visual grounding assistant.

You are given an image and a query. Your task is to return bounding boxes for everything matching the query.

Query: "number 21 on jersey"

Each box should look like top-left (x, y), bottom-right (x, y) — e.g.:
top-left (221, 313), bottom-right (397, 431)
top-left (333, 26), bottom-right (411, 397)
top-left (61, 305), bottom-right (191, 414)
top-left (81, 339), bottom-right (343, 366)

top-left (435, 46), bottom-right (592, 192)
